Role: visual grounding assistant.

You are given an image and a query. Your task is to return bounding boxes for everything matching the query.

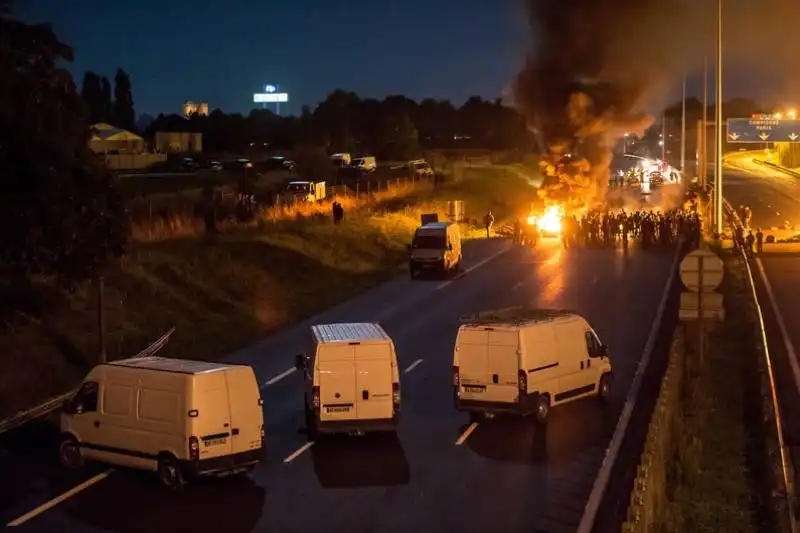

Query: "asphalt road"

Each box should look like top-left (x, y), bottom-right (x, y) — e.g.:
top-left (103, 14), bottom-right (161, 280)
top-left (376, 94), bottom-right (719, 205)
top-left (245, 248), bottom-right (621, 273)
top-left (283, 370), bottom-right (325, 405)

top-left (723, 152), bottom-right (800, 467)
top-left (0, 237), bottom-right (677, 533)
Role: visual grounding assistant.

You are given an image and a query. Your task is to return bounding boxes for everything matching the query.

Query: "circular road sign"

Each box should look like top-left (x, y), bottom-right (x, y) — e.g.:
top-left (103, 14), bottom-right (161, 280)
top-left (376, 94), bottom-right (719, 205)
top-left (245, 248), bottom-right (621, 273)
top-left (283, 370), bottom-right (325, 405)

top-left (679, 249), bottom-right (724, 292)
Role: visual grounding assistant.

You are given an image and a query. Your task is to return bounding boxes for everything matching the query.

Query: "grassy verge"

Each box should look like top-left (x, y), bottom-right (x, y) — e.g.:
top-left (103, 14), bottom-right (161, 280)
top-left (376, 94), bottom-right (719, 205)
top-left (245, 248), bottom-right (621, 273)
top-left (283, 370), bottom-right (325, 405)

top-left (661, 258), bottom-right (768, 532)
top-left (0, 168), bottom-right (536, 420)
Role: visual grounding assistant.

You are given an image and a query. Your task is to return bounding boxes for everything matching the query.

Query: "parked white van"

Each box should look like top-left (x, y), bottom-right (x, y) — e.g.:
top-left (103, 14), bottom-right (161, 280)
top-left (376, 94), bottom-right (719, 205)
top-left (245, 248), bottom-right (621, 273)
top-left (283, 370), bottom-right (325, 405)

top-left (295, 323), bottom-right (401, 437)
top-left (350, 156), bottom-right (377, 172)
top-left (59, 357), bottom-right (265, 489)
top-left (408, 221), bottom-right (462, 279)
top-left (453, 308), bottom-right (612, 423)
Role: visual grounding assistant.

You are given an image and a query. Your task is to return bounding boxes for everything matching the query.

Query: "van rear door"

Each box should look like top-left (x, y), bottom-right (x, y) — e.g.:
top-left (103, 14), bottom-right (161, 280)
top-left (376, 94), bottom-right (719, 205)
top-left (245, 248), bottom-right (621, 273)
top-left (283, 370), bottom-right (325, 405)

top-left (354, 343), bottom-right (394, 420)
top-left (486, 329), bottom-right (520, 403)
top-left (224, 367), bottom-right (263, 454)
top-left (456, 328), bottom-right (489, 398)
top-left (193, 374), bottom-right (234, 460)
top-left (318, 344), bottom-right (356, 422)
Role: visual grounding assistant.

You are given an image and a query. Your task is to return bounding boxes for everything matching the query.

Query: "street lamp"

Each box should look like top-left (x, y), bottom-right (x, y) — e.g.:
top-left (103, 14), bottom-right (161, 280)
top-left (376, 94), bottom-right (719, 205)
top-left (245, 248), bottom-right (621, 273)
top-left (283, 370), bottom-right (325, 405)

top-left (714, 0), bottom-right (723, 234)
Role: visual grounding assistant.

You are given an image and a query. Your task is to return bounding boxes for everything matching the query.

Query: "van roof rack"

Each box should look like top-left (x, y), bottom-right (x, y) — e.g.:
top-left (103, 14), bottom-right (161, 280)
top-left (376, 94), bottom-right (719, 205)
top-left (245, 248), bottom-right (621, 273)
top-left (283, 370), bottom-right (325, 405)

top-left (459, 307), bottom-right (576, 326)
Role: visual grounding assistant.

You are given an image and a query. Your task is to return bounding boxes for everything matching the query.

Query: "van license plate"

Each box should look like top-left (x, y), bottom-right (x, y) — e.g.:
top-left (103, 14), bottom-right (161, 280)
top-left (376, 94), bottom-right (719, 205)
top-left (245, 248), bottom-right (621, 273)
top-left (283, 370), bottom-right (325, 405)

top-left (326, 406), bottom-right (351, 413)
top-left (464, 386), bottom-right (485, 393)
top-left (204, 437), bottom-right (227, 447)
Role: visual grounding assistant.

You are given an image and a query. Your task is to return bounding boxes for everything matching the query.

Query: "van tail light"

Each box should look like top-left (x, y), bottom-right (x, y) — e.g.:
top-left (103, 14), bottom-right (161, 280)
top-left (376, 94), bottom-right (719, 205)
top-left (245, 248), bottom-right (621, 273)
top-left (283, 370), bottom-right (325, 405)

top-left (453, 365), bottom-right (460, 387)
top-left (518, 369), bottom-right (527, 394)
top-left (392, 382), bottom-right (400, 412)
top-left (312, 386), bottom-right (321, 409)
top-left (189, 436), bottom-right (200, 461)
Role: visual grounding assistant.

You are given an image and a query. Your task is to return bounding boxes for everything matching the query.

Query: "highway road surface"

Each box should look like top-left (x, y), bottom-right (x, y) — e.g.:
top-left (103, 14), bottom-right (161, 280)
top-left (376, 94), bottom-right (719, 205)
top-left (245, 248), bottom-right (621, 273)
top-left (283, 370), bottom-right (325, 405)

top-left (0, 237), bottom-right (678, 533)
top-left (722, 150), bottom-right (800, 482)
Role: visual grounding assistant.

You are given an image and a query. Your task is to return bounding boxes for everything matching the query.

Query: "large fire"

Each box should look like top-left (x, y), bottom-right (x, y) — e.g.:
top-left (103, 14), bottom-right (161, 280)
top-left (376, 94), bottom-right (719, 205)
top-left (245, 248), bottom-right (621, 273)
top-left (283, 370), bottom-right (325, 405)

top-left (528, 205), bottom-right (563, 235)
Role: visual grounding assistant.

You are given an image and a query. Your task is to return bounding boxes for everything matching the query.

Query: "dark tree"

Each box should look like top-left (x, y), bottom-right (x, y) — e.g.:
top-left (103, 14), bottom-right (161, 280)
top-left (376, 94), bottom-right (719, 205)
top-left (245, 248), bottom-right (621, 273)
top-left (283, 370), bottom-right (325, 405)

top-left (380, 111), bottom-right (420, 161)
top-left (100, 75), bottom-right (112, 122)
top-left (80, 71), bottom-right (103, 123)
top-left (112, 68), bottom-right (135, 130)
top-left (0, 4), bottom-right (129, 296)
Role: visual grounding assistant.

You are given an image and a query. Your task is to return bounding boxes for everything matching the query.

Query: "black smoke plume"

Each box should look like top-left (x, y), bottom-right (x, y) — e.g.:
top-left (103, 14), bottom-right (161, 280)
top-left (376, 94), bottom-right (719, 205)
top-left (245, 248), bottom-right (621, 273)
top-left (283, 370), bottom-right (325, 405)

top-left (513, 0), bottom-right (800, 207)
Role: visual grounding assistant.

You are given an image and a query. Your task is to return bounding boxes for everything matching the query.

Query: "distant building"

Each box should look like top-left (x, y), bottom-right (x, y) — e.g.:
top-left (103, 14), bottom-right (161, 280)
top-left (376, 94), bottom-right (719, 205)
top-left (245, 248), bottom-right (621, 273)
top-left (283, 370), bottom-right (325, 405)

top-left (155, 131), bottom-right (203, 153)
top-left (89, 123), bottom-right (145, 154)
top-left (182, 101), bottom-right (209, 118)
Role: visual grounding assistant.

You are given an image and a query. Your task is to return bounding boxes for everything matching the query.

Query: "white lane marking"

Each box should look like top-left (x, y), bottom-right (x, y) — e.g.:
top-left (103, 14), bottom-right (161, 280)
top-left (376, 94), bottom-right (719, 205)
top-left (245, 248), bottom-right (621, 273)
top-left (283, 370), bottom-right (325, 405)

top-left (6, 470), bottom-right (115, 527)
top-left (283, 441), bottom-right (314, 463)
top-left (755, 258), bottom-right (800, 394)
top-left (512, 281), bottom-right (525, 291)
top-left (403, 359), bottom-right (423, 374)
top-left (455, 422), bottom-right (478, 446)
top-left (576, 242), bottom-right (681, 533)
top-left (435, 244), bottom-right (512, 290)
top-left (262, 367), bottom-right (296, 387)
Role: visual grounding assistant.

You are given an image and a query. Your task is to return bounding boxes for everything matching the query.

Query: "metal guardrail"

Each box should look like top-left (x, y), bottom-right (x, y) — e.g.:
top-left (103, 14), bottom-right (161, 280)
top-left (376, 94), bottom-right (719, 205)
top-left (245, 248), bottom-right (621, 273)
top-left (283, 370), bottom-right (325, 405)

top-left (721, 196), bottom-right (797, 533)
top-left (753, 158), bottom-right (800, 179)
top-left (0, 327), bottom-right (176, 436)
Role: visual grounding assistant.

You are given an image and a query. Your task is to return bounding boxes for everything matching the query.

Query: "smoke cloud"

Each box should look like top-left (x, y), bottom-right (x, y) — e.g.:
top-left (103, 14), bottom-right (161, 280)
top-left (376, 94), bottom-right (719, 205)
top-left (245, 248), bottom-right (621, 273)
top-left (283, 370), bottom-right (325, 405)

top-left (512, 0), bottom-right (800, 206)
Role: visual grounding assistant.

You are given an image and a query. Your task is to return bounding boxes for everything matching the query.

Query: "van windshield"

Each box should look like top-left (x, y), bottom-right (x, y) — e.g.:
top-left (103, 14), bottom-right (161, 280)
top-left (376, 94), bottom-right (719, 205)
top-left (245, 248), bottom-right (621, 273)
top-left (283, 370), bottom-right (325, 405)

top-left (412, 234), bottom-right (445, 249)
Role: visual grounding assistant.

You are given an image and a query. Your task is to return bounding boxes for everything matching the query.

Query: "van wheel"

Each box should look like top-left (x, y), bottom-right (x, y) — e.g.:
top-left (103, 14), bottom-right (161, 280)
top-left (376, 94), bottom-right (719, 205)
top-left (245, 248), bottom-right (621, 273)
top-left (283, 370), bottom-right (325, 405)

top-left (409, 264), bottom-right (418, 280)
top-left (157, 455), bottom-right (185, 491)
top-left (59, 436), bottom-right (84, 471)
top-left (534, 395), bottom-right (550, 424)
top-left (598, 373), bottom-right (612, 402)
top-left (304, 398), bottom-right (319, 440)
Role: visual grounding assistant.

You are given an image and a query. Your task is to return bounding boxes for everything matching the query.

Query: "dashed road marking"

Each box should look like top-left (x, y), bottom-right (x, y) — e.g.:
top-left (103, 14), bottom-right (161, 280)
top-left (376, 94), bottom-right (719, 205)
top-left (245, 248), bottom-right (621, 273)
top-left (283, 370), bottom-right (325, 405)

top-left (435, 245), bottom-right (512, 290)
top-left (403, 359), bottom-right (423, 374)
top-left (455, 422), bottom-right (478, 446)
top-left (6, 469), bottom-right (115, 527)
top-left (283, 441), bottom-right (314, 463)
top-left (262, 367), bottom-right (296, 388)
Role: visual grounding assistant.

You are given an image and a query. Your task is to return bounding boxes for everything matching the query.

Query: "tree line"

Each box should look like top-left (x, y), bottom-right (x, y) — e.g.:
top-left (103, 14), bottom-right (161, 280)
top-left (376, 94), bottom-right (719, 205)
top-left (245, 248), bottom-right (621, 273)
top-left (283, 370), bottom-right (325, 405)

top-left (80, 69), bottom-right (135, 131)
top-left (148, 91), bottom-right (535, 160)
top-left (0, 1), bottom-right (128, 312)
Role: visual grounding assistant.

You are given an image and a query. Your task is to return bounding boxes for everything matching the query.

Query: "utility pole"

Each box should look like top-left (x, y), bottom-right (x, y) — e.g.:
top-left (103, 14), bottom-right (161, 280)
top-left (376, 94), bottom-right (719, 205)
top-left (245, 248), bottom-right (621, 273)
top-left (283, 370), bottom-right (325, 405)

top-left (97, 275), bottom-right (106, 363)
top-left (681, 73), bottom-right (687, 172)
top-left (702, 55), bottom-right (708, 188)
top-left (714, 0), bottom-right (724, 233)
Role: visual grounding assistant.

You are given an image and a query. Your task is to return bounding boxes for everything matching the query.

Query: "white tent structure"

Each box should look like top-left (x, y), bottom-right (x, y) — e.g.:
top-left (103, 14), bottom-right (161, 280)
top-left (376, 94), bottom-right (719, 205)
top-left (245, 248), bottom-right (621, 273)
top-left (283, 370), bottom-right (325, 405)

top-left (89, 123), bottom-right (145, 154)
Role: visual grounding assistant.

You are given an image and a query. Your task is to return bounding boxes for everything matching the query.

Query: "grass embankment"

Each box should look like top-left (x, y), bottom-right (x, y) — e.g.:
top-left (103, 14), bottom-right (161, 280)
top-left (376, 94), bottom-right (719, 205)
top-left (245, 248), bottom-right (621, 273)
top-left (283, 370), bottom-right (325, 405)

top-left (661, 259), bottom-right (768, 532)
top-left (0, 168), bottom-right (536, 419)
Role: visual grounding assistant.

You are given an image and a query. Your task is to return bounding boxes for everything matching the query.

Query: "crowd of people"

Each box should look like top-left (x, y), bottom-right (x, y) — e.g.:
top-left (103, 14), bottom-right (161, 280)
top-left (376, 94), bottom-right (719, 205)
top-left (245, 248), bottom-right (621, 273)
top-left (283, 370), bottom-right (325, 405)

top-left (510, 206), bottom-right (703, 250)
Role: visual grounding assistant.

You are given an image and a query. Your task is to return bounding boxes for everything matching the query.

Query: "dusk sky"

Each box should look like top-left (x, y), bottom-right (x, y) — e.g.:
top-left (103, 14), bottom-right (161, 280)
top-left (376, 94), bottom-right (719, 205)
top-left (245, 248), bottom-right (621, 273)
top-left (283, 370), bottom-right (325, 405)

top-left (16, 1), bottom-right (799, 117)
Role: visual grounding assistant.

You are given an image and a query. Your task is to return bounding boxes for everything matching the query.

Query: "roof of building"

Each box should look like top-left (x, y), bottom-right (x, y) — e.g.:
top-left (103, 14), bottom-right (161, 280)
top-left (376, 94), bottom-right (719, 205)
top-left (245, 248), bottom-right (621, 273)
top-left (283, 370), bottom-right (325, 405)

top-left (90, 123), bottom-right (143, 142)
top-left (311, 323), bottom-right (391, 344)
top-left (108, 356), bottom-right (234, 374)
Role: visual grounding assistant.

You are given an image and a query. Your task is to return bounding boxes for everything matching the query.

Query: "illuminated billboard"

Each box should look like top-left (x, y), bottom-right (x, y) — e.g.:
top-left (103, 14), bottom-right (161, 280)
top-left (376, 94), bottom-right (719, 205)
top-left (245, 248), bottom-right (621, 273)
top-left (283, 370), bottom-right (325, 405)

top-left (253, 83), bottom-right (288, 103)
top-left (254, 93), bottom-right (288, 103)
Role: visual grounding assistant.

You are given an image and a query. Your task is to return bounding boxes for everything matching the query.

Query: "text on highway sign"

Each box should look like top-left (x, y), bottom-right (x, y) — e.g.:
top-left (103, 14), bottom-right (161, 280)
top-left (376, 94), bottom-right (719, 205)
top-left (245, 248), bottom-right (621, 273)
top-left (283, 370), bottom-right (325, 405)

top-left (679, 249), bottom-right (724, 292)
top-left (727, 118), bottom-right (800, 143)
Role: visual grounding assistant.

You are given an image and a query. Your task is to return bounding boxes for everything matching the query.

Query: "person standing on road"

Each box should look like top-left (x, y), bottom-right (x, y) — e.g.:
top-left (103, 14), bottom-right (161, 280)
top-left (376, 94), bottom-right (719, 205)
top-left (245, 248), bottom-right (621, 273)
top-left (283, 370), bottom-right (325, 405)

top-left (745, 230), bottom-right (756, 258)
top-left (756, 228), bottom-right (764, 253)
top-left (483, 209), bottom-right (495, 239)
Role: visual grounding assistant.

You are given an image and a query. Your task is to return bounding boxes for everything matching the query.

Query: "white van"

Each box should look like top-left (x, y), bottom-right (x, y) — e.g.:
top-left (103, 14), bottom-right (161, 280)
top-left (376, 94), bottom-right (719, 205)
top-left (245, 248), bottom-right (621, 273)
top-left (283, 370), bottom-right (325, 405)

top-left (453, 308), bottom-right (612, 423)
top-left (408, 222), bottom-right (462, 279)
top-left (295, 323), bottom-right (400, 437)
top-left (350, 156), bottom-right (377, 172)
top-left (59, 357), bottom-right (265, 489)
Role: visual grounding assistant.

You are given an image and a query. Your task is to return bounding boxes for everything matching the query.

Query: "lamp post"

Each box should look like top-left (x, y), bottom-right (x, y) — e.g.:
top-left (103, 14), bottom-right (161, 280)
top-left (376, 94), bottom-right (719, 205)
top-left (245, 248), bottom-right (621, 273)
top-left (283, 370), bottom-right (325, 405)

top-left (702, 55), bottom-right (708, 188)
top-left (714, 0), bottom-right (723, 233)
top-left (681, 73), bottom-right (687, 172)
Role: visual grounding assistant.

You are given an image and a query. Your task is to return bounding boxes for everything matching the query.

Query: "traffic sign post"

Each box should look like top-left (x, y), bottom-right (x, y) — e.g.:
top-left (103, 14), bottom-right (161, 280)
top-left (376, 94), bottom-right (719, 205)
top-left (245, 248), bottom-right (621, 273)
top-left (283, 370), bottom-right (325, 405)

top-left (727, 117), bottom-right (800, 143)
top-left (679, 249), bottom-right (725, 360)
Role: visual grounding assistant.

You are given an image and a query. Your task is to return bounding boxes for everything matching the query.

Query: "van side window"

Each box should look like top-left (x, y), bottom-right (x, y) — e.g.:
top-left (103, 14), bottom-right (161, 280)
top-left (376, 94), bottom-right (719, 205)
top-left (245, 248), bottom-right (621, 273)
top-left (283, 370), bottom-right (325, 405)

top-left (585, 331), bottom-right (601, 357)
top-left (74, 381), bottom-right (99, 413)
